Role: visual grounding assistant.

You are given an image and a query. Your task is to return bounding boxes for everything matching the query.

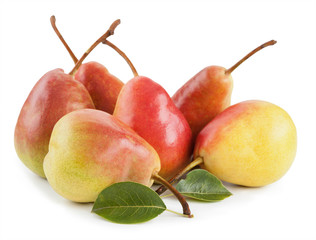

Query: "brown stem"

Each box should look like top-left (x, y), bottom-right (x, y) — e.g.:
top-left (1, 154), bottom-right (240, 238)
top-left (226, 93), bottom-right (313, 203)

top-left (69, 19), bottom-right (121, 76)
top-left (152, 173), bottom-right (193, 218)
top-left (50, 15), bottom-right (78, 64)
top-left (156, 157), bottom-right (204, 195)
top-left (225, 40), bottom-right (277, 75)
top-left (103, 40), bottom-right (138, 77)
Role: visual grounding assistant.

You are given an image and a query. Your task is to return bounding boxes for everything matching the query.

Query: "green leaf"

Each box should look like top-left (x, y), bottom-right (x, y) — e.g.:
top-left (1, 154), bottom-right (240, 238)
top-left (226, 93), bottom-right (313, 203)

top-left (92, 182), bottom-right (166, 224)
top-left (176, 169), bottom-right (232, 202)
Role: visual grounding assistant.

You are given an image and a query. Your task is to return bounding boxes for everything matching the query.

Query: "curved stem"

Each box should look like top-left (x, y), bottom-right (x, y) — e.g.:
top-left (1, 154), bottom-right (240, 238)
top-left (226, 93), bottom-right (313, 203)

top-left (69, 19), bottom-right (121, 76)
top-left (50, 15), bottom-right (78, 64)
top-left (156, 157), bottom-right (204, 195)
top-left (225, 40), bottom-right (277, 75)
top-left (151, 173), bottom-right (193, 218)
top-left (103, 40), bottom-right (138, 77)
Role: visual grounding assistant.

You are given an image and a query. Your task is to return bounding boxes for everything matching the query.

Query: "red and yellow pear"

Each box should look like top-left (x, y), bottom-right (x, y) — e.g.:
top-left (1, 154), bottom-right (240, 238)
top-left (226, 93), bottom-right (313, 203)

top-left (43, 109), bottom-right (160, 202)
top-left (43, 109), bottom-right (192, 216)
top-left (14, 19), bottom-right (120, 177)
top-left (172, 40), bottom-right (277, 139)
top-left (194, 100), bottom-right (297, 187)
top-left (14, 69), bottom-right (95, 177)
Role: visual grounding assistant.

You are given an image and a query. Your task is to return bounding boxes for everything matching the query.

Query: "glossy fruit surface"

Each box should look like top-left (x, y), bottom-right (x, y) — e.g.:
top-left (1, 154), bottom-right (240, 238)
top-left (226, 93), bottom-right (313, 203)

top-left (114, 76), bottom-right (192, 180)
top-left (14, 69), bottom-right (95, 177)
top-left (173, 66), bottom-right (232, 139)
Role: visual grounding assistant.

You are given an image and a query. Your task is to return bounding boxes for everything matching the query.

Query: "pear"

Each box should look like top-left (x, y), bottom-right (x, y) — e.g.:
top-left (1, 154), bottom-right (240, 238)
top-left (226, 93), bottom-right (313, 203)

top-left (74, 61), bottom-right (124, 114)
top-left (194, 100), bottom-right (297, 187)
top-left (43, 109), bottom-right (192, 216)
top-left (113, 76), bottom-right (193, 180)
top-left (43, 109), bottom-right (161, 202)
top-left (14, 19), bottom-right (120, 177)
top-left (14, 69), bottom-right (95, 177)
top-left (172, 40), bottom-right (277, 139)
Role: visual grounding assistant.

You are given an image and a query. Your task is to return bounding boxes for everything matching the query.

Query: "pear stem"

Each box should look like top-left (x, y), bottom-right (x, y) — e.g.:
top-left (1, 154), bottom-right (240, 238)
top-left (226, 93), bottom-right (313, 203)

top-left (69, 19), bottom-right (121, 76)
top-left (151, 173), bottom-right (193, 218)
top-left (225, 40), bottom-right (277, 75)
top-left (50, 15), bottom-right (78, 64)
top-left (156, 157), bottom-right (204, 195)
top-left (103, 40), bottom-right (138, 77)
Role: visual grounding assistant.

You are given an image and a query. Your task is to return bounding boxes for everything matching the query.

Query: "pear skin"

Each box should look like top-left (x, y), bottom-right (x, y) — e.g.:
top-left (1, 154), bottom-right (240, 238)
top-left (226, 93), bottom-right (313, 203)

top-left (75, 62), bottom-right (124, 114)
top-left (14, 69), bottom-right (95, 177)
top-left (173, 66), bottom-right (233, 140)
top-left (43, 109), bottom-right (161, 202)
top-left (194, 100), bottom-right (297, 187)
top-left (114, 76), bottom-right (193, 180)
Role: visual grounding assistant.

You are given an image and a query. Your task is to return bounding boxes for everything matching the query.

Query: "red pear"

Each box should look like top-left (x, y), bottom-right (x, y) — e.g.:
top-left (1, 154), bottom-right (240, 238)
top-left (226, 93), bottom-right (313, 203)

top-left (172, 40), bottom-right (277, 139)
top-left (14, 19), bottom-right (120, 177)
top-left (97, 42), bottom-right (193, 180)
top-left (14, 69), bottom-right (95, 177)
top-left (114, 76), bottom-right (193, 180)
top-left (74, 61), bottom-right (124, 114)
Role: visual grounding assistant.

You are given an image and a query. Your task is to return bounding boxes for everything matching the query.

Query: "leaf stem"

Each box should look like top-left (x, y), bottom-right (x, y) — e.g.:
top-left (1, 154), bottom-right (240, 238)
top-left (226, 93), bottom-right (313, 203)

top-left (156, 156), bottom-right (204, 195)
top-left (103, 40), bottom-right (138, 77)
top-left (152, 173), bottom-right (193, 218)
top-left (225, 40), bottom-right (277, 75)
top-left (160, 194), bottom-right (173, 198)
top-left (69, 19), bottom-right (121, 76)
top-left (165, 209), bottom-right (193, 218)
top-left (50, 15), bottom-right (78, 64)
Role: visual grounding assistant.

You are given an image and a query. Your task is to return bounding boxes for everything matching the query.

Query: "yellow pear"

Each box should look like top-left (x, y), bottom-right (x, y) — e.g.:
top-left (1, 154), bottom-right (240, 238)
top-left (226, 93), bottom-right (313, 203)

top-left (194, 100), bottom-right (297, 187)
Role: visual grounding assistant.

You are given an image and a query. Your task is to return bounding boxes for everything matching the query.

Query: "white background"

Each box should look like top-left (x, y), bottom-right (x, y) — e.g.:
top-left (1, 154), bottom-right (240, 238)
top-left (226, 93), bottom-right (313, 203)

top-left (1, 0), bottom-right (316, 239)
